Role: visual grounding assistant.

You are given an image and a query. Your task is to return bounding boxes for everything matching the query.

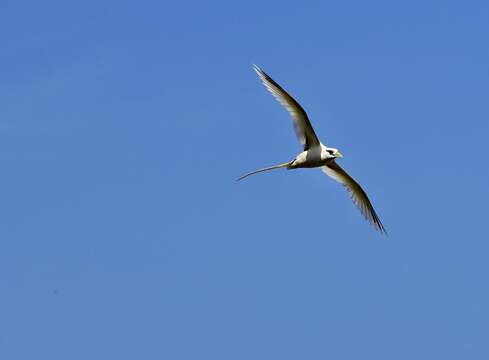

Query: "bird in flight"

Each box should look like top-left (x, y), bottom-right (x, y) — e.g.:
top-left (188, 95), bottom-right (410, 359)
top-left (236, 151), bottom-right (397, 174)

top-left (238, 65), bottom-right (386, 233)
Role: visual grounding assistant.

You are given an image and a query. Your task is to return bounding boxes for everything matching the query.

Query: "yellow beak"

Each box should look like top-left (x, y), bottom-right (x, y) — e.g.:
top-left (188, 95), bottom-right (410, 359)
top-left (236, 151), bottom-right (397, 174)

top-left (335, 151), bottom-right (343, 158)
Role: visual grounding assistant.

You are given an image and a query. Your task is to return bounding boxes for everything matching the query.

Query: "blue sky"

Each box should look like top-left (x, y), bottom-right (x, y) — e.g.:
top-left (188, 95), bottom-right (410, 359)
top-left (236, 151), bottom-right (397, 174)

top-left (1, 0), bottom-right (488, 359)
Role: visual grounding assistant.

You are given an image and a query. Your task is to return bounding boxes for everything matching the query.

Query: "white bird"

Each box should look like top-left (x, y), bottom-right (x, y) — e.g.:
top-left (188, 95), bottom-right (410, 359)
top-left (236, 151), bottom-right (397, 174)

top-left (239, 65), bottom-right (386, 233)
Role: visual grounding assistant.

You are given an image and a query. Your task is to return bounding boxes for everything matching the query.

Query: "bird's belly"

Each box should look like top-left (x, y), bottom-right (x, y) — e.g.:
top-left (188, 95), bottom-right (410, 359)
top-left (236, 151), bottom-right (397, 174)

top-left (290, 150), bottom-right (334, 169)
top-left (296, 158), bottom-right (333, 168)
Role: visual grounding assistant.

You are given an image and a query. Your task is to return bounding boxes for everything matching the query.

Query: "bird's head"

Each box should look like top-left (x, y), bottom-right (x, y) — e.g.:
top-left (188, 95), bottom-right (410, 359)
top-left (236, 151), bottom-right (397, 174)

top-left (327, 148), bottom-right (343, 158)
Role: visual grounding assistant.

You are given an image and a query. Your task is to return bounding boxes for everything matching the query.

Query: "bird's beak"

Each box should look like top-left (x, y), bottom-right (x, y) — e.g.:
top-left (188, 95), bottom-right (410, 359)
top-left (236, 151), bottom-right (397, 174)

top-left (335, 151), bottom-right (343, 158)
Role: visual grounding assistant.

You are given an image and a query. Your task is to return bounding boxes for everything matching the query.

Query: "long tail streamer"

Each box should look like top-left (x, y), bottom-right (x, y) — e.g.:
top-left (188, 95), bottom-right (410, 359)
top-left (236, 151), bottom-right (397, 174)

top-left (237, 161), bottom-right (292, 181)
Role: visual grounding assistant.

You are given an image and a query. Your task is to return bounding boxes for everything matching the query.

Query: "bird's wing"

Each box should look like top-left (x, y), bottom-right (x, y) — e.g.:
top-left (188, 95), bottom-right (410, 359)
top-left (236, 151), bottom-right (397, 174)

top-left (321, 161), bottom-right (386, 233)
top-left (253, 65), bottom-right (321, 150)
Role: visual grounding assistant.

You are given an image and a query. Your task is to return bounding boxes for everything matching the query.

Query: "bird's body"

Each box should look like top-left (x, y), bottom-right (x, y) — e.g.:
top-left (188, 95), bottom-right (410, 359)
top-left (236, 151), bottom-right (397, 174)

top-left (290, 144), bottom-right (337, 169)
top-left (239, 65), bottom-right (386, 233)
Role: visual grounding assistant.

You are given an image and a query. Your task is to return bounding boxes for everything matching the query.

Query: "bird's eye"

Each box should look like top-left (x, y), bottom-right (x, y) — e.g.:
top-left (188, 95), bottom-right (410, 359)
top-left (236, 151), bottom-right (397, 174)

top-left (327, 150), bottom-right (334, 155)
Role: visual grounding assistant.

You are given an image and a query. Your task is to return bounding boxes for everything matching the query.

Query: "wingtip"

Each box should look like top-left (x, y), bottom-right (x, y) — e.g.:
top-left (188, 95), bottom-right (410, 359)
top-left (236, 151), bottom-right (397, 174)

top-left (252, 64), bottom-right (263, 75)
top-left (376, 222), bottom-right (388, 236)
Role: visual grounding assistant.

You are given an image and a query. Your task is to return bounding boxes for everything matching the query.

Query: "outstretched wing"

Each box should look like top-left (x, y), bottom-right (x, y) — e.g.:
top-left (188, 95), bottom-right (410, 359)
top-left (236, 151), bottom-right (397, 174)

top-left (253, 65), bottom-right (320, 150)
top-left (322, 161), bottom-right (386, 233)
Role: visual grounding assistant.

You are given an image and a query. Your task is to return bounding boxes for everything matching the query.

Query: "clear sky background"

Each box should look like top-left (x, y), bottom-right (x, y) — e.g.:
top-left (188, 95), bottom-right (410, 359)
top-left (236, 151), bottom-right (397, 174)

top-left (1, 1), bottom-right (488, 359)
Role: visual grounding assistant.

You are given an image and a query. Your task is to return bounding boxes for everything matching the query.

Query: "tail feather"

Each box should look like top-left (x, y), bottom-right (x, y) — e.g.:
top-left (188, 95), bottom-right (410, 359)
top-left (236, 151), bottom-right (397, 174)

top-left (237, 161), bottom-right (292, 181)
